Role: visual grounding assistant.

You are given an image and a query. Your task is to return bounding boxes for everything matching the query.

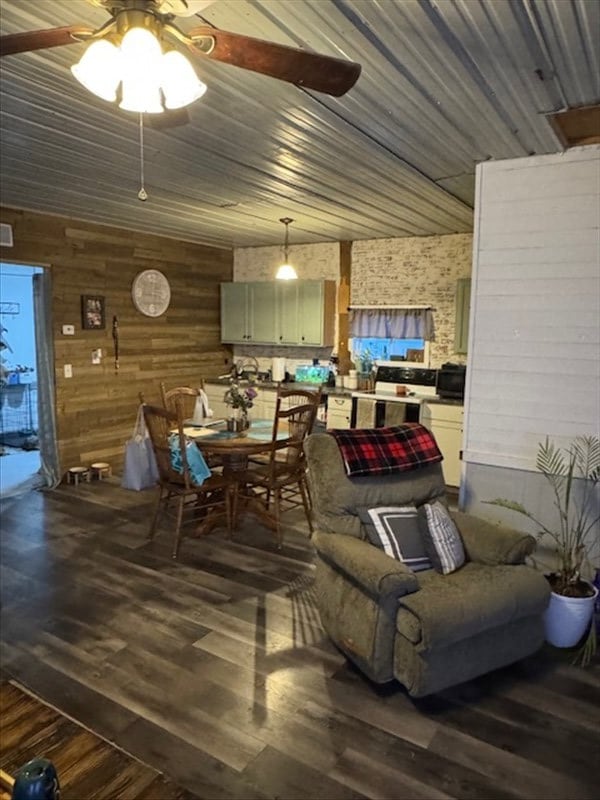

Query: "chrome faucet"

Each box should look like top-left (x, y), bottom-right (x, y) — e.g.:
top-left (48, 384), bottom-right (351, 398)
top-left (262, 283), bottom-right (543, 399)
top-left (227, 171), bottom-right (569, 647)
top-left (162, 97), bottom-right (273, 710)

top-left (235, 356), bottom-right (260, 379)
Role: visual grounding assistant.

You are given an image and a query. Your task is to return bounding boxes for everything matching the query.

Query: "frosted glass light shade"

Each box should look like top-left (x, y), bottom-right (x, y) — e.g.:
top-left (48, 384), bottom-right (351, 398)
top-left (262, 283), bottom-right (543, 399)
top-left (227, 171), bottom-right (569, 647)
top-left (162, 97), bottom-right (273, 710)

top-left (275, 263), bottom-right (298, 280)
top-left (119, 27), bottom-right (163, 113)
top-left (71, 27), bottom-right (207, 114)
top-left (71, 39), bottom-right (122, 102)
top-left (161, 50), bottom-right (207, 109)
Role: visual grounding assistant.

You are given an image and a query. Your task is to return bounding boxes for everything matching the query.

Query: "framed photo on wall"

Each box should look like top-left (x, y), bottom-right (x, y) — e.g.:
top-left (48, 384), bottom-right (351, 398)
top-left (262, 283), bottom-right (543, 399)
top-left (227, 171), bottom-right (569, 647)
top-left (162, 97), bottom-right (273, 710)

top-left (81, 295), bottom-right (105, 330)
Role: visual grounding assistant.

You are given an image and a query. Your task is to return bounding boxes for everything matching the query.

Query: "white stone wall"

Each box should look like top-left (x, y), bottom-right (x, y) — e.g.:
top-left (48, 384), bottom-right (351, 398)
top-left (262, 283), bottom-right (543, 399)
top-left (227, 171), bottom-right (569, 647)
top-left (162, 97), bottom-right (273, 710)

top-left (235, 242), bottom-right (340, 283)
top-left (351, 233), bottom-right (473, 367)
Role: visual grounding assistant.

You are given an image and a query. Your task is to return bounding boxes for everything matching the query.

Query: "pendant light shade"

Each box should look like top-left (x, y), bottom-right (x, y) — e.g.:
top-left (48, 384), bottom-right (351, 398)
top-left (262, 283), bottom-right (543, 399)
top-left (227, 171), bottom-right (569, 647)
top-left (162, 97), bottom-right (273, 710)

top-left (275, 217), bottom-right (298, 280)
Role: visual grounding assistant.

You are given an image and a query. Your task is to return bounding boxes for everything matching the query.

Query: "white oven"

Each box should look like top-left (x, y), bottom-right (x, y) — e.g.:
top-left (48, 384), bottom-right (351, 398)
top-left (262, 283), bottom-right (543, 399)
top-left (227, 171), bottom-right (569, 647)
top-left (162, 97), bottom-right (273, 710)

top-left (350, 365), bottom-right (438, 427)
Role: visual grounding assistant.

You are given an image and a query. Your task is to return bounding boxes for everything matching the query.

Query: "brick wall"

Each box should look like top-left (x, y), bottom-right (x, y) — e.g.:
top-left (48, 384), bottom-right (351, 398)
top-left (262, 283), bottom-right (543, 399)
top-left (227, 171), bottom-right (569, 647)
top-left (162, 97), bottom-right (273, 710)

top-left (351, 233), bottom-right (473, 367)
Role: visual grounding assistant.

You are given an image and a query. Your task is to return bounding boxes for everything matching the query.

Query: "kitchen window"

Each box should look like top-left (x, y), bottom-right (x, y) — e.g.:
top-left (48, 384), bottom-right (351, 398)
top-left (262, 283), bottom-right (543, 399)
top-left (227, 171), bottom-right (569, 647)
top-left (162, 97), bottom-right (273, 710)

top-left (349, 306), bottom-right (434, 367)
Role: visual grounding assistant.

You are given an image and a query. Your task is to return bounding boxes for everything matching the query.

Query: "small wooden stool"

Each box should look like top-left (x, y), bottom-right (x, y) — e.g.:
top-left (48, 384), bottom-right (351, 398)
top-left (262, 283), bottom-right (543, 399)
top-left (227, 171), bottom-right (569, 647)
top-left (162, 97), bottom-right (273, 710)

top-left (67, 466), bottom-right (90, 486)
top-left (90, 462), bottom-right (112, 480)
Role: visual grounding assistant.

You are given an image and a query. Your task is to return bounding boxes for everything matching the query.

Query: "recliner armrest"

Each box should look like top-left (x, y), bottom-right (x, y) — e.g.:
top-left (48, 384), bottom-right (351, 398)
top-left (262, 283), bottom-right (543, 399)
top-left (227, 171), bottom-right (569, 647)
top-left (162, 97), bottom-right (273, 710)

top-left (313, 531), bottom-right (420, 600)
top-left (451, 511), bottom-right (536, 565)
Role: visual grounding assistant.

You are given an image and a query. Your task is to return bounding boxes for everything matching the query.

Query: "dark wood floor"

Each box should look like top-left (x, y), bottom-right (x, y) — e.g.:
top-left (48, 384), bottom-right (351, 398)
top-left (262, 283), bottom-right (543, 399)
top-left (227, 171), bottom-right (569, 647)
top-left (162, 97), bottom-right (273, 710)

top-left (1, 479), bottom-right (598, 800)
top-left (1, 679), bottom-right (198, 799)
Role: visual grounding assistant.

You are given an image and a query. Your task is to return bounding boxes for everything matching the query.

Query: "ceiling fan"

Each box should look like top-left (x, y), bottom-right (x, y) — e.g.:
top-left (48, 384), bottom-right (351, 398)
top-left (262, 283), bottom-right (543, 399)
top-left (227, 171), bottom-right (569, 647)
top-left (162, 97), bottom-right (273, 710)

top-left (0, 0), bottom-right (362, 111)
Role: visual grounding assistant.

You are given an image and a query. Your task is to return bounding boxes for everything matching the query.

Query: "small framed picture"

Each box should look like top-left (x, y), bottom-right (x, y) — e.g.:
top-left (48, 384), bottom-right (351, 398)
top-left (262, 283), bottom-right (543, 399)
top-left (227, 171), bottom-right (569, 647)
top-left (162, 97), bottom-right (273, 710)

top-left (81, 295), bottom-right (106, 330)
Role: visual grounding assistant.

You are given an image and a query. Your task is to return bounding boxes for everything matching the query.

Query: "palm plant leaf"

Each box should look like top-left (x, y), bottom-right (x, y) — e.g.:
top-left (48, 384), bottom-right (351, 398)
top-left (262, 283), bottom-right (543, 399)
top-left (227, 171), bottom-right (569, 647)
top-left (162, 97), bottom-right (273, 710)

top-left (537, 437), bottom-right (566, 476)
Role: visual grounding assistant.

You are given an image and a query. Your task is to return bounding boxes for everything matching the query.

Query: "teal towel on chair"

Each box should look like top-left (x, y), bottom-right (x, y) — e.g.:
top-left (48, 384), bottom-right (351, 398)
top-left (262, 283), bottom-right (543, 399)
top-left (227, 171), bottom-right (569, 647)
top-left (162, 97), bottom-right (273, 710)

top-left (169, 434), bottom-right (211, 485)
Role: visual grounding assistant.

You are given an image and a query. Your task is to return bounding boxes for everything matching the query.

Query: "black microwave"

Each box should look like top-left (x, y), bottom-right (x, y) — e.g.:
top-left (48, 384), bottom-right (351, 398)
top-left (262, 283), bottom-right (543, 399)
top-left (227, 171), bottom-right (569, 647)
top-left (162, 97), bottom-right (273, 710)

top-left (436, 363), bottom-right (466, 400)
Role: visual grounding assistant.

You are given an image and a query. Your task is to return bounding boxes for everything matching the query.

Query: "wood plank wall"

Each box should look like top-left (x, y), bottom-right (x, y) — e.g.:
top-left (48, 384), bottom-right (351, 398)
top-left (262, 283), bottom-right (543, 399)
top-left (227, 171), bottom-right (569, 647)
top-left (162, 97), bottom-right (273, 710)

top-left (0, 207), bottom-right (233, 476)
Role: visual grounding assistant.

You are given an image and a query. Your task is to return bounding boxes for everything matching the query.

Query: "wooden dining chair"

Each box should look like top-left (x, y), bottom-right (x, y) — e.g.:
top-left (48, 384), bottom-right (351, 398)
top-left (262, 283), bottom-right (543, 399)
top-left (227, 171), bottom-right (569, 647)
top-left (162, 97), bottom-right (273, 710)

top-left (160, 381), bottom-right (204, 421)
top-left (142, 400), bottom-right (233, 559)
top-left (160, 381), bottom-right (222, 468)
top-left (238, 387), bottom-right (322, 546)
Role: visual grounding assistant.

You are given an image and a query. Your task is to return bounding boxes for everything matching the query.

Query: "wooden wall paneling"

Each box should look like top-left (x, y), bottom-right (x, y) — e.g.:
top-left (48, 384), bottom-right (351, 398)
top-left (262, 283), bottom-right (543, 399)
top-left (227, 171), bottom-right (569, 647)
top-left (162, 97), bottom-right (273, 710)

top-left (337, 241), bottom-right (352, 373)
top-left (0, 207), bottom-right (233, 477)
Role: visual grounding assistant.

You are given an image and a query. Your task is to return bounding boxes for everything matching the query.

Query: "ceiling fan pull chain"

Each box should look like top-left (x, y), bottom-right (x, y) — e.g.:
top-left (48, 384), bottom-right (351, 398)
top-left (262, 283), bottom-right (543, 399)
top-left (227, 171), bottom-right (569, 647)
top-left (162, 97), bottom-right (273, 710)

top-left (138, 113), bottom-right (147, 202)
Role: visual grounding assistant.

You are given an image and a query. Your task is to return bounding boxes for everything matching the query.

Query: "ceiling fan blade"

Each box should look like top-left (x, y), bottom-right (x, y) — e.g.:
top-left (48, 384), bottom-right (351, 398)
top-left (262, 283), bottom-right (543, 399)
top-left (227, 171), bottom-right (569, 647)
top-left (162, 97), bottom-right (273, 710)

top-left (187, 26), bottom-right (361, 97)
top-left (0, 26), bottom-right (93, 57)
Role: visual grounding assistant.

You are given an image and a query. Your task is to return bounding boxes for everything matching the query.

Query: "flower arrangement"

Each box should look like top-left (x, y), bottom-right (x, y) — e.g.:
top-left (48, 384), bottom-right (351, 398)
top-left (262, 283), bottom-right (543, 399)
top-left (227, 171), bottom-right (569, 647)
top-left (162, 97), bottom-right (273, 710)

top-left (224, 379), bottom-right (258, 415)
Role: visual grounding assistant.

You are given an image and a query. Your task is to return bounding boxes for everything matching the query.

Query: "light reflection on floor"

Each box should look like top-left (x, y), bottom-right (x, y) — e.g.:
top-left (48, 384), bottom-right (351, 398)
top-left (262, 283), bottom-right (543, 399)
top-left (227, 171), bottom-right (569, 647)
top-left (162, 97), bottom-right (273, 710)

top-left (0, 445), bottom-right (41, 498)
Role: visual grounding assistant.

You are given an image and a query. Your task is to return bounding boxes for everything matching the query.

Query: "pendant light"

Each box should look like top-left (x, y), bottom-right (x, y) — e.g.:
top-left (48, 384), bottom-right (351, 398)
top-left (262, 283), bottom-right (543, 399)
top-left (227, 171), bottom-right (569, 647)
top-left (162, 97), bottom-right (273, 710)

top-left (275, 217), bottom-right (298, 281)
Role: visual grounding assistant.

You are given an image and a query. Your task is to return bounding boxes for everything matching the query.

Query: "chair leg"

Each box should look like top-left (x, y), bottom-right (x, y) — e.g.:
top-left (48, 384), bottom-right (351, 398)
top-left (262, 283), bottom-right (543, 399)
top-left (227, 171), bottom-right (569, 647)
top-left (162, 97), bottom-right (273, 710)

top-left (149, 487), bottom-right (165, 540)
top-left (273, 490), bottom-right (282, 549)
top-left (172, 495), bottom-right (185, 559)
top-left (298, 476), bottom-right (314, 534)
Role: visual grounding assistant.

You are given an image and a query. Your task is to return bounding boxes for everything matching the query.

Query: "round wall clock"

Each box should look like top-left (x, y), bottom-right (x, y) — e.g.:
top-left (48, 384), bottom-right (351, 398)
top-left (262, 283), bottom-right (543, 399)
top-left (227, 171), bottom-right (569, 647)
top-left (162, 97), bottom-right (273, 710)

top-left (131, 269), bottom-right (171, 317)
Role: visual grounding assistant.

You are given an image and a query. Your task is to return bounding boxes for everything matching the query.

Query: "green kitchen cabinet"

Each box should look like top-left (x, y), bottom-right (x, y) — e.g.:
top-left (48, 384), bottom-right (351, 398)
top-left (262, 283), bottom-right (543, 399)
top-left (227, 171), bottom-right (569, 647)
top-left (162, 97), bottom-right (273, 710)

top-left (220, 282), bottom-right (276, 344)
top-left (222, 280), bottom-right (335, 346)
top-left (276, 282), bottom-right (300, 344)
top-left (298, 280), bottom-right (334, 346)
top-left (454, 278), bottom-right (471, 354)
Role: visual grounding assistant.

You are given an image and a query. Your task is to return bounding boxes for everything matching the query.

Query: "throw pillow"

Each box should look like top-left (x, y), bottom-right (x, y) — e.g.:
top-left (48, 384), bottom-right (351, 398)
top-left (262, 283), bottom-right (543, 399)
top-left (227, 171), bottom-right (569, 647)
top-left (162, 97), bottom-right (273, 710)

top-left (358, 506), bottom-right (432, 572)
top-left (420, 501), bottom-right (465, 574)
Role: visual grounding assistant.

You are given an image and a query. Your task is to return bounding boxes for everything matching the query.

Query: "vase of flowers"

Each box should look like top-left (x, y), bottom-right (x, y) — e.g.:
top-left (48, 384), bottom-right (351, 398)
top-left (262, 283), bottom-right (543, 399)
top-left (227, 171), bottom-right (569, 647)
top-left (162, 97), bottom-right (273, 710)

top-left (224, 379), bottom-right (257, 435)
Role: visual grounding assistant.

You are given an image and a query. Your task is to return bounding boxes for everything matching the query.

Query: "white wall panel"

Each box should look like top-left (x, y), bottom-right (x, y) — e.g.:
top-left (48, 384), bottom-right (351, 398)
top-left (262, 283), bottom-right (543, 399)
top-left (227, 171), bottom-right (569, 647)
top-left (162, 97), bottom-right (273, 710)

top-left (463, 147), bottom-right (600, 472)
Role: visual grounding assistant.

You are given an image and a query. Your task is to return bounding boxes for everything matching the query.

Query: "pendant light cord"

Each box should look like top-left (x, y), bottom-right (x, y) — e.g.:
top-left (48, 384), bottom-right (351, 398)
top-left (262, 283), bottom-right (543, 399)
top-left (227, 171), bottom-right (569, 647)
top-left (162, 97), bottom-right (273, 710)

top-left (138, 113), bottom-right (147, 202)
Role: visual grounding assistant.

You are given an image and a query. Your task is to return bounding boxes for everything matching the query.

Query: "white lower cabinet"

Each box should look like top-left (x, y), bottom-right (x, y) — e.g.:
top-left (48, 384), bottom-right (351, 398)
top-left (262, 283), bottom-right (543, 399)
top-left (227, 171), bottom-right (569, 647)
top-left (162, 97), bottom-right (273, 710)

top-left (326, 395), bottom-right (352, 429)
top-left (421, 403), bottom-right (464, 487)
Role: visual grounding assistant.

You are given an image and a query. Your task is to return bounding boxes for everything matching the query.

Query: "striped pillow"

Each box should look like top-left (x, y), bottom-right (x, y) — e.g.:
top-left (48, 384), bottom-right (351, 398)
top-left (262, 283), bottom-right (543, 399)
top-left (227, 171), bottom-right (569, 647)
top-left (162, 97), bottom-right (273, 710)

top-left (421, 501), bottom-right (465, 575)
top-left (358, 506), bottom-right (432, 572)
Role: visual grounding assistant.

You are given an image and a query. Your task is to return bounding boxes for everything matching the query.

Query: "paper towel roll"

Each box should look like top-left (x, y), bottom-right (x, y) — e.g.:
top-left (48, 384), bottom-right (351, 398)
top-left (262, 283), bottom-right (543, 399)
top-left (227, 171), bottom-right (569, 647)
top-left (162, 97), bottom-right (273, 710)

top-left (272, 357), bottom-right (286, 382)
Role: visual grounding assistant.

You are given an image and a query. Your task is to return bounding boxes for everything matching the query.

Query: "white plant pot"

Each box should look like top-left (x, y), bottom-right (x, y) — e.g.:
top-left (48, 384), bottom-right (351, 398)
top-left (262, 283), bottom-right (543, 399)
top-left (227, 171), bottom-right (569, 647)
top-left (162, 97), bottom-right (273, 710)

top-left (543, 582), bottom-right (598, 648)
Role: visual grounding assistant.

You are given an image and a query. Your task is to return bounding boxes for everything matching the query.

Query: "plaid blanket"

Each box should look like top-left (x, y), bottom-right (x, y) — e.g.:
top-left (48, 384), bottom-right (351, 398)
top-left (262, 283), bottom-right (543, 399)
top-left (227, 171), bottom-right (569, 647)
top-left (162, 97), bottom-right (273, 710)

top-left (329, 423), bottom-right (443, 477)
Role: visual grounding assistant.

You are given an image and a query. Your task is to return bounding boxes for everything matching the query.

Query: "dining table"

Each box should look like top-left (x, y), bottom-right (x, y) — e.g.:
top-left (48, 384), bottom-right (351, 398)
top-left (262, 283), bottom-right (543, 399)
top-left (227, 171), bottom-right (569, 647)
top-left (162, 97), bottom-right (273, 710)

top-left (182, 418), bottom-right (290, 537)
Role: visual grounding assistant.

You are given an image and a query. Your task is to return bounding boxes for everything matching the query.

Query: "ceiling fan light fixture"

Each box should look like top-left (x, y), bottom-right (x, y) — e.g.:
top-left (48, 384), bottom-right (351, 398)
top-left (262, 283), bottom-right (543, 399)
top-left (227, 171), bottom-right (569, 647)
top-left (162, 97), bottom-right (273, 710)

top-left (71, 38), bottom-right (122, 102)
top-left (118, 26), bottom-right (163, 113)
top-left (276, 217), bottom-right (298, 281)
top-left (161, 50), bottom-right (207, 110)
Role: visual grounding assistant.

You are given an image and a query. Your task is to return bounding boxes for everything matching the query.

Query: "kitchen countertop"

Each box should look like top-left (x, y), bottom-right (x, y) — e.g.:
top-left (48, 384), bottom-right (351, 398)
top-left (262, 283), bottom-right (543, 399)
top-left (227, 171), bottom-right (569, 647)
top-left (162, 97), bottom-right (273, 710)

top-left (205, 378), bottom-right (352, 396)
top-left (205, 380), bottom-right (463, 405)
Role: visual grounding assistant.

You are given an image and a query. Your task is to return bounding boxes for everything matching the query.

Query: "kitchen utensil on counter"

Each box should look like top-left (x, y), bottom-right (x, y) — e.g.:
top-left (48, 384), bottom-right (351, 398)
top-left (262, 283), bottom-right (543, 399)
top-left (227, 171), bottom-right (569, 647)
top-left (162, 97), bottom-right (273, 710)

top-left (272, 357), bottom-right (286, 383)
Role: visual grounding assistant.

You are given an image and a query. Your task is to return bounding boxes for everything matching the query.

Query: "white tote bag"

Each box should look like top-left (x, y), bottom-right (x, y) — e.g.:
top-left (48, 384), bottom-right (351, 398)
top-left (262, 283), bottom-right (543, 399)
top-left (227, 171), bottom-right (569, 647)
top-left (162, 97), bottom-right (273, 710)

top-left (121, 404), bottom-right (159, 491)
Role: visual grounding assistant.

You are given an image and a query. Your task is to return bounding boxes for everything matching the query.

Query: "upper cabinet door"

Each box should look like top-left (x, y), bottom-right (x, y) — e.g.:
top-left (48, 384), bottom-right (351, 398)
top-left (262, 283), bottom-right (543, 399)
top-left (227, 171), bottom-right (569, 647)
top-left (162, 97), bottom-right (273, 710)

top-left (454, 278), bottom-right (471, 354)
top-left (250, 282), bottom-right (277, 343)
top-left (299, 281), bottom-right (336, 346)
top-left (221, 282), bottom-right (249, 343)
top-left (276, 282), bottom-right (300, 344)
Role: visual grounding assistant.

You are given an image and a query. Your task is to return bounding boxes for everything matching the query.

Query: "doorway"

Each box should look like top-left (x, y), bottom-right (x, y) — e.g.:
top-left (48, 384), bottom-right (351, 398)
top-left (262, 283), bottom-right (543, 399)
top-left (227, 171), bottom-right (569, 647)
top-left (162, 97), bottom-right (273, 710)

top-left (0, 262), bottom-right (53, 497)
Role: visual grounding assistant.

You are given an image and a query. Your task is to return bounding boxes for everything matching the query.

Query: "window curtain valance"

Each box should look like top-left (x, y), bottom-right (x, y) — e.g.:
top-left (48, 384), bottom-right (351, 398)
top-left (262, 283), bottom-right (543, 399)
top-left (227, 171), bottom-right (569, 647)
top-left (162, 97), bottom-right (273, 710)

top-left (349, 307), bottom-right (435, 340)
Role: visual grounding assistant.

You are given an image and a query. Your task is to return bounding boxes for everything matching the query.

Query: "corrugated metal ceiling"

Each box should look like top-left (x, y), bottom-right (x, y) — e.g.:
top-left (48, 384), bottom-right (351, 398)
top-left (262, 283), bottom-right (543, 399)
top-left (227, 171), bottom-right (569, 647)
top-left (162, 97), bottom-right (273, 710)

top-left (0, 0), bottom-right (598, 248)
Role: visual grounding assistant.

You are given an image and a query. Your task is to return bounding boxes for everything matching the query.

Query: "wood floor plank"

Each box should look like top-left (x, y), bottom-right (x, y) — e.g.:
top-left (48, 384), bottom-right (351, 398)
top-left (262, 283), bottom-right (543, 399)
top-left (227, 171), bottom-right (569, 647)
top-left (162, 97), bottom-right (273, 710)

top-left (0, 683), bottom-right (197, 800)
top-left (1, 482), bottom-right (599, 800)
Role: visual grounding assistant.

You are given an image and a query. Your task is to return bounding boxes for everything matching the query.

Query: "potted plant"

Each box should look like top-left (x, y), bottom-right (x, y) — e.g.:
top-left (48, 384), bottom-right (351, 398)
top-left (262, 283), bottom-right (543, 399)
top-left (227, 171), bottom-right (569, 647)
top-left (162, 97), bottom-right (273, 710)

top-left (487, 435), bottom-right (599, 653)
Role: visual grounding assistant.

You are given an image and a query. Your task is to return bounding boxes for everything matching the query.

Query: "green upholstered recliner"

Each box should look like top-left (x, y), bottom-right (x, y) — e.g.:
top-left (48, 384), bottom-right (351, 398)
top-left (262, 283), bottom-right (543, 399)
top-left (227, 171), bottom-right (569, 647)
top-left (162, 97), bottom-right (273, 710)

top-left (304, 432), bottom-right (551, 697)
